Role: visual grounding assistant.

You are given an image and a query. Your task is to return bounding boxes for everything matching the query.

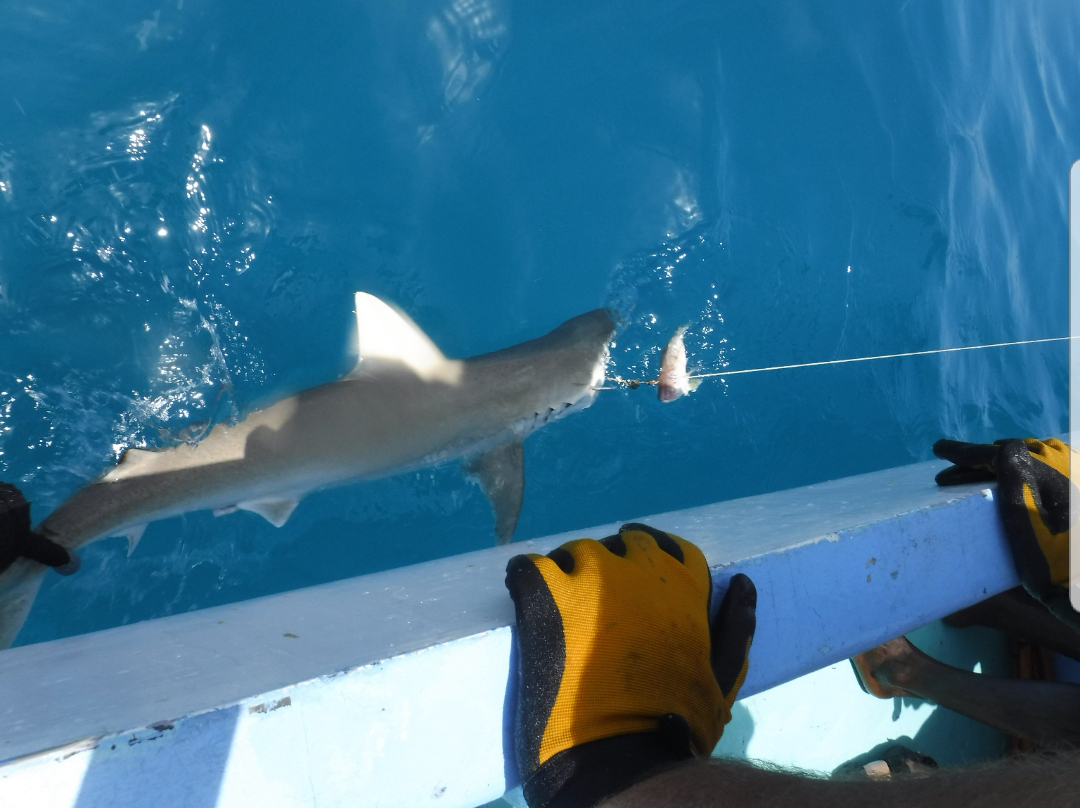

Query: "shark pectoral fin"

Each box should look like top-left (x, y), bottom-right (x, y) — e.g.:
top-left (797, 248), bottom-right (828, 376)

top-left (466, 441), bottom-right (524, 546)
top-left (237, 497), bottom-right (300, 528)
top-left (116, 523), bottom-right (148, 557)
top-left (213, 505), bottom-right (239, 517)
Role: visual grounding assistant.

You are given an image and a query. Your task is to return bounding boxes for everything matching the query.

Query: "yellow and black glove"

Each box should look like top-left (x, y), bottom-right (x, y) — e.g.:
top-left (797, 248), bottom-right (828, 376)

top-left (505, 522), bottom-right (756, 808)
top-left (934, 438), bottom-right (1077, 631)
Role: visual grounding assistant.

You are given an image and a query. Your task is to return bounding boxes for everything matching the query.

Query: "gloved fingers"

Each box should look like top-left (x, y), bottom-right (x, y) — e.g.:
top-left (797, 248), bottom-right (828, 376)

top-left (997, 439), bottom-right (1070, 529)
top-left (618, 522), bottom-right (686, 563)
top-left (506, 551), bottom-right (540, 590)
top-left (709, 573), bottom-right (757, 700)
top-left (932, 439), bottom-right (1001, 485)
top-left (932, 438), bottom-right (1002, 466)
top-left (504, 535), bottom-right (638, 630)
top-left (995, 440), bottom-right (1069, 593)
top-left (506, 524), bottom-right (705, 612)
top-left (505, 553), bottom-right (556, 622)
top-left (995, 441), bottom-right (1059, 597)
top-left (0, 482), bottom-right (79, 573)
top-left (617, 523), bottom-right (714, 607)
top-left (504, 552), bottom-right (567, 778)
top-left (934, 465), bottom-right (999, 486)
top-left (1022, 438), bottom-right (1071, 478)
top-left (17, 533), bottom-right (77, 570)
top-left (935, 437), bottom-right (1071, 480)
top-left (523, 526), bottom-right (687, 579)
top-left (1019, 441), bottom-right (1073, 522)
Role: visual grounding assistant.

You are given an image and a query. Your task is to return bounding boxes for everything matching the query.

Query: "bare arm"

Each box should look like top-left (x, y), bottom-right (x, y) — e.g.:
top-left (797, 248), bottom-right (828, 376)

top-left (603, 752), bottom-right (1079, 808)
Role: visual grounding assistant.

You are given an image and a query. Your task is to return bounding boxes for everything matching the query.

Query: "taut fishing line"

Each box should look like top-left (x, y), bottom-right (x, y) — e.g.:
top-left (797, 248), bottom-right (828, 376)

top-left (605, 336), bottom-right (1072, 389)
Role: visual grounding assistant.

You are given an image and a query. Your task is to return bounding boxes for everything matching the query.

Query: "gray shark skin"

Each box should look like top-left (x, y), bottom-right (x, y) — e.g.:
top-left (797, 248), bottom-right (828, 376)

top-left (0, 293), bottom-right (616, 647)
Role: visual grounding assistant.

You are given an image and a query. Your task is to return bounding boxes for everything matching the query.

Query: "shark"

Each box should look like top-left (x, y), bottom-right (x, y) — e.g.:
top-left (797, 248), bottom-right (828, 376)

top-left (0, 293), bottom-right (616, 647)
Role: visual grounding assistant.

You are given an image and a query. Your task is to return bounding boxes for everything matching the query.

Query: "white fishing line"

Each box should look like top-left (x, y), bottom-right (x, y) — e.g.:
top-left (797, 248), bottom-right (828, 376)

top-left (692, 336), bottom-right (1072, 378)
top-left (605, 336), bottom-right (1072, 388)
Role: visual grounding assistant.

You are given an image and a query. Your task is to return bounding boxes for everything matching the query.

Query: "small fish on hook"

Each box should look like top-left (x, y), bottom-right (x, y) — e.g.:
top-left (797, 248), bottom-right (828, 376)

top-left (657, 325), bottom-right (702, 403)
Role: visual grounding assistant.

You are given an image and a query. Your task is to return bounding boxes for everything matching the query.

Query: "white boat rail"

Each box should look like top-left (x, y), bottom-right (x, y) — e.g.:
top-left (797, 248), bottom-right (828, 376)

top-left (0, 458), bottom-right (1017, 807)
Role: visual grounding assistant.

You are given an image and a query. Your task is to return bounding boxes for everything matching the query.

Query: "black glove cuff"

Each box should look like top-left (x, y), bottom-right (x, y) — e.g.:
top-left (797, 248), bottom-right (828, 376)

top-left (523, 715), bottom-right (696, 808)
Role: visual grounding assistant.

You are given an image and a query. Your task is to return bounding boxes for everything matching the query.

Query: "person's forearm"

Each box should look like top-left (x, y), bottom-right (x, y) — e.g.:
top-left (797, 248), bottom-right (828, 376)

top-left (601, 752), bottom-right (1080, 808)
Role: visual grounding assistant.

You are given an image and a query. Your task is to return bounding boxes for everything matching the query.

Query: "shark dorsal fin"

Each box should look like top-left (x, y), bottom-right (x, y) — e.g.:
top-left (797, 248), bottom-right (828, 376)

top-left (349, 292), bottom-right (461, 383)
top-left (101, 448), bottom-right (159, 483)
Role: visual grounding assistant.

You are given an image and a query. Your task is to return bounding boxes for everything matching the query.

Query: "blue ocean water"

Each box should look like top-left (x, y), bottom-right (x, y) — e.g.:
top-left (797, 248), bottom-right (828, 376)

top-left (0, 1), bottom-right (1076, 645)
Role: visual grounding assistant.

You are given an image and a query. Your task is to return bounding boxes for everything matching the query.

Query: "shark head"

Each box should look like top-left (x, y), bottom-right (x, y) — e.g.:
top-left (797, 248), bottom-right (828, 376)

top-left (492, 308), bottom-right (617, 438)
top-left (541, 307), bottom-right (619, 362)
top-left (460, 306), bottom-right (616, 543)
top-left (542, 307), bottom-right (615, 394)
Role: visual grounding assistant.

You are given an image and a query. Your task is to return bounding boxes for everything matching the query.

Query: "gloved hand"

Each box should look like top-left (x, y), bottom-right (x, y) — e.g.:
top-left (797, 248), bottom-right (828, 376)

top-left (933, 438), bottom-right (1077, 631)
top-left (504, 522), bottom-right (756, 808)
top-left (0, 482), bottom-right (79, 575)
